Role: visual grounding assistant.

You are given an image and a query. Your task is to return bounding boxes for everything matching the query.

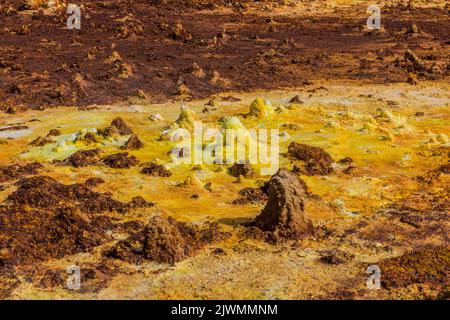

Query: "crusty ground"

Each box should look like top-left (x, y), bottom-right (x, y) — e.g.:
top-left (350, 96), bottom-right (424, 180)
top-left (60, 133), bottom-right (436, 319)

top-left (0, 0), bottom-right (449, 110)
top-left (0, 0), bottom-right (449, 300)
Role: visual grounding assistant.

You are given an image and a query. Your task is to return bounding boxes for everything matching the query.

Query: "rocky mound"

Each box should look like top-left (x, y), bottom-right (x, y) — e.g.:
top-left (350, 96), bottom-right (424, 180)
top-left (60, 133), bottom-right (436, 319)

top-left (228, 162), bottom-right (256, 178)
top-left (0, 172), bottom-right (158, 297)
top-left (106, 216), bottom-right (230, 264)
top-left (0, 162), bottom-right (42, 183)
top-left (102, 152), bottom-right (139, 169)
top-left (287, 142), bottom-right (334, 175)
top-left (251, 169), bottom-right (314, 242)
top-left (98, 117), bottom-right (134, 137)
top-left (379, 246), bottom-right (449, 296)
top-left (141, 163), bottom-right (172, 177)
top-left (142, 216), bottom-right (188, 264)
top-left (121, 134), bottom-right (144, 150)
top-left (60, 149), bottom-right (140, 169)
top-left (0, 205), bottom-right (113, 270)
top-left (60, 148), bottom-right (103, 167)
top-left (127, 196), bottom-right (155, 210)
top-left (29, 136), bottom-right (54, 147)
top-left (7, 176), bottom-right (129, 213)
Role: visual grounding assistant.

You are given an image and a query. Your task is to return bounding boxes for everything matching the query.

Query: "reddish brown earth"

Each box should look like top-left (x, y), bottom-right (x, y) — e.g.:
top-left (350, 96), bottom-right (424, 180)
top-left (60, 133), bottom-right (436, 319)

top-left (0, 0), bottom-right (449, 111)
top-left (0, 0), bottom-right (448, 300)
top-left (106, 215), bottom-right (231, 264)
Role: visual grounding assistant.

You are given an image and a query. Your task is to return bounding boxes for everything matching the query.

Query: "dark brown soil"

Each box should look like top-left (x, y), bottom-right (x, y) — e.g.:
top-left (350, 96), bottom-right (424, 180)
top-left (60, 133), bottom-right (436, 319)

top-left (29, 135), bottom-right (54, 146)
top-left (355, 188), bottom-right (449, 246)
top-left (288, 142), bottom-right (334, 175)
top-left (106, 215), bottom-right (230, 264)
top-left (127, 196), bottom-right (155, 210)
top-left (251, 169), bottom-right (314, 242)
top-left (121, 134), bottom-right (144, 150)
top-left (59, 148), bottom-right (103, 167)
top-left (110, 117), bottom-right (133, 135)
top-left (85, 176), bottom-right (105, 187)
top-left (24, 258), bottom-right (122, 294)
top-left (83, 132), bottom-right (98, 143)
top-left (0, 125), bottom-right (28, 131)
top-left (0, 170), bottom-right (158, 297)
top-left (142, 216), bottom-right (189, 264)
top-left (233, 186), bottom-right (268, 205)
top-left (101, 152), bottom-right (139, 169)
top-left (228, 162), bottom-right (256, 178)
top-left (337, 157), bottom-right (353, 166)
top-left (0, 205), bottom-right (113, 269)
top-left (141, 163), bottom-right (172, 177)
top-left (1, 1), bottom-right (448, 111)
top-left (98, 117), bottom-right (134, 137)
top-left (47, 128), bottom-right (61, 136)
top-left (7, 175), bottom-right (129, 213)
top-left (379, 246), bottom-right (449, 292)
top-left (0, 162), bottom-right (43, 183)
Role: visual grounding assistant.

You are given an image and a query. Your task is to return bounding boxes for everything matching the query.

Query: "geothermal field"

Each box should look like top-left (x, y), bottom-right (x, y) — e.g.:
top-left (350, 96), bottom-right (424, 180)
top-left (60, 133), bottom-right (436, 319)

top-left (0, 0), bottom-right (449, 300)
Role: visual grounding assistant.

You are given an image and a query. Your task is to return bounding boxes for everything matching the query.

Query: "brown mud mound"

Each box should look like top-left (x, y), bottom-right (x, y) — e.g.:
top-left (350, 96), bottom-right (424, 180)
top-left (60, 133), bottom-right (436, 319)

top-left (47, 129), bottom-right (61, 137)
top-left (98, 117), bottom-right (134, 137)
top-left (121, 134), bottom-right (144, 150)
top-left (288, 142), bottom-right (334, 175)
top-left (228, 162), bottom-right (256, 178)
top-left (29, 136), bottom-right (54, 147)
top-left (127, 196), bottom-right (154, 210)
top-left (379, 246), bottom-right (449, 295)
top-left (106, 216), bottom-right (230, 264)
top-left (110, 117), bottom-right (133, 135)
top-left (7, 176), bottom-right (129, 213)
top-left (0, 206), bottom-right (113, 269)
top-left (0, 162), bottom-right (42, 183)
top-left (142, 216), bottom-right (188, 264)
top-left (59, 148), bottom-right (103, 168)
top-left (250, 169), bottom-right (314, 242)
top-left (102, 152), bottom-right (139, 169)
top-left (141, 163), bottom-right (172, 177)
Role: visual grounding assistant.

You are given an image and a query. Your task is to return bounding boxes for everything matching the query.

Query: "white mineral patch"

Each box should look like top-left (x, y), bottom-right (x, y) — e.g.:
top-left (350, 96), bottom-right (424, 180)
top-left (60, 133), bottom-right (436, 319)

top-left (0, 128), bottom-right (32, 139)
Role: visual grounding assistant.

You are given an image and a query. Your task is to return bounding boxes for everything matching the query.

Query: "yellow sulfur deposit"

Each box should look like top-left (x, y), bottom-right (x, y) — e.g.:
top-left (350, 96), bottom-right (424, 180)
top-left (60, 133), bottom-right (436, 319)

top-left (248, 97), bottom-right (274, 118)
